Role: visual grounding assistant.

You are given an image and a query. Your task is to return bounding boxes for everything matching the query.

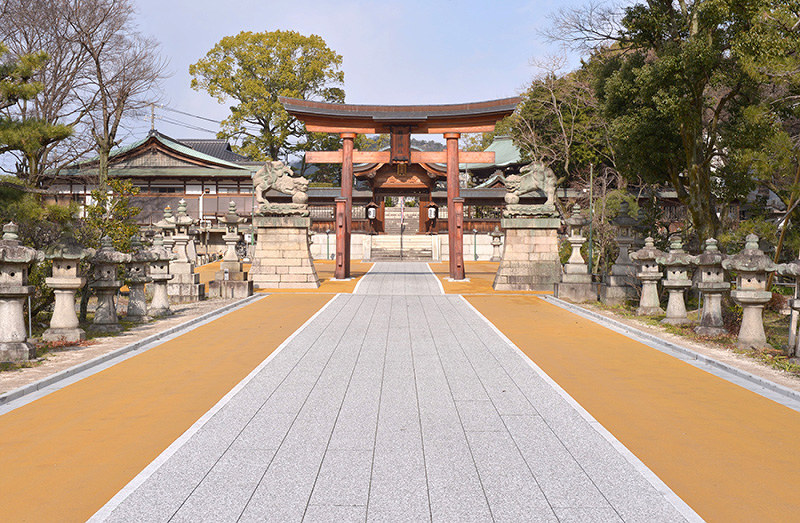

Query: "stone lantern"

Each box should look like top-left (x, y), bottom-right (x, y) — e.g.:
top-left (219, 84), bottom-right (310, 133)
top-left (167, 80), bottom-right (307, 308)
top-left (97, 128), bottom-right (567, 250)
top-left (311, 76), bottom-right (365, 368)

top-left (557, 204), bottom-right (595, 302)
top-left (210, 201), bottom-right (253, 298)
top-left (148, 234), bottom-right (174, 317)
top-left (0, 222), bottom-right (42, 361)
top-left (778, 258), bottom-right (800, 357)
top-left (154, 206), bottom-right (176, 253)
top-left (43, 235), bottom-right (93, 343)
top-left (125, 234), bottom-right (157, 323)
top-left (630, 237), bottom-right (664, 315)
top-left (722, 234), bottom-right (777, 349)
top-left (656, 236), bottom-right (694, 325)
top-left (634, 207), bottom-right (648, 249)
top-left (693, 238), bottom-right (730, 336)
top-left (167, 199), bottom-right (204, 303)
top-left (172, 199), bottom-right (193, 264)
top-left (489, 226), bottom-right (503, 262)
top-left (600, 200), bottom-right (638, 304)
top-left (90, 236), bottom-right (131, 333)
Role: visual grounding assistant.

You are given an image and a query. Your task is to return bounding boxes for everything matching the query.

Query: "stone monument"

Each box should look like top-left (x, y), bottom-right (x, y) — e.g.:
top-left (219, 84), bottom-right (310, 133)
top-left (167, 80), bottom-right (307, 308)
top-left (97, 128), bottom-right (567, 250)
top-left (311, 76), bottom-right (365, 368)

top-left (630, 237), bottom-right (664, 315)
top-left (722, 234), bottom-right (776, 349)
top-left (210, 201), bottom-right (254, 298)
top-left (656, 236), bottom-right (694, 325)
top-left (556, 204), bottom-right (595, 302)
top-left (0, 222), bottom-right (42, 361)
top-left (693, 238), bottom-right (730, 336)
top-left (249, 161), bottom-right (319, 289)
top-left (89, 236), bottom-right (131, 334)
top-left (599, 201), bottom-right (638, 305)
top-left (148, 234), bottom-right (174, 317)
top-left (43, 235), bottom-right (93, 344)
top-left (126, 235), bottom-right (157, 323)
top-left (167, 199), bottom-right (205, 302)
top-left (493, 162), bottom-right (561, 291)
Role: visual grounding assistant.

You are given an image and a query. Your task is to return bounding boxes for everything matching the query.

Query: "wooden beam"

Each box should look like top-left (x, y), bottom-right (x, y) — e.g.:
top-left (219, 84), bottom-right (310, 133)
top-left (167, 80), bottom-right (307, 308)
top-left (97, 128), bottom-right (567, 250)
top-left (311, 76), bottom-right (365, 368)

top-left (305, 150), bottom-right (496, 164)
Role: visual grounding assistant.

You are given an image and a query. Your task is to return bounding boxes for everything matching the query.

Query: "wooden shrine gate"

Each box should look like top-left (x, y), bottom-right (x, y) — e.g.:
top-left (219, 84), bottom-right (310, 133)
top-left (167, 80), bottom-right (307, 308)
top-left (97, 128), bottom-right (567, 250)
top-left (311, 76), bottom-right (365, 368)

top-left (280, 97), bottom-right (519, 280)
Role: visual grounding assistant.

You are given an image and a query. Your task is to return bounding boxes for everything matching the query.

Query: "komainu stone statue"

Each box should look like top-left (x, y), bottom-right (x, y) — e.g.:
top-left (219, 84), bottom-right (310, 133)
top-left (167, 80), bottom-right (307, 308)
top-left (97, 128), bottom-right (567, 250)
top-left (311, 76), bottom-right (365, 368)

top-left (503, 161), bottom-right (558, 217)
top-left (252, 160), bottom-right (310, 216)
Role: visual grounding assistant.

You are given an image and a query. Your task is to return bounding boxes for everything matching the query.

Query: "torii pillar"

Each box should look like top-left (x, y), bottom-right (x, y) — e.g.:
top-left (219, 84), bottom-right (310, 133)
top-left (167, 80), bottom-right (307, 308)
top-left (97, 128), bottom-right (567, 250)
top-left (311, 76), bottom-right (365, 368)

top-left (337, 132), bottom-right (355, 279)
top-left (445, 133), bottom-right (465, 280)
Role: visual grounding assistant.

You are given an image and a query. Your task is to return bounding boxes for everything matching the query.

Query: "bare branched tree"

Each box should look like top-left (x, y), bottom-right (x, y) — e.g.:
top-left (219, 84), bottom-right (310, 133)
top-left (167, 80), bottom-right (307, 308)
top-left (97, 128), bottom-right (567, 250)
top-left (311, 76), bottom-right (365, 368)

top-left (542, 1), bottom-right (623, 52)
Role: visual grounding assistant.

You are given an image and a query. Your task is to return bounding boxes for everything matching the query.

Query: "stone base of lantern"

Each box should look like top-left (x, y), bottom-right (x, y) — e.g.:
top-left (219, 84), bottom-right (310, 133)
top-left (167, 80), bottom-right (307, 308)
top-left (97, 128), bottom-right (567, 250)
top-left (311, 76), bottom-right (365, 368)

top-left (249, 216), bottom-right (319, 289)
top-left (209, 279), bottom-right (254, 299)
top-left (43, 327), bottom-right (85, 344)
top-left (556, 269), bottom-right (596, 303)
top-left (493, 218), bottom-right (561, 292)
top-left (599, 274), bottom-right (637, 306)
top-left (167, 262), bottom-right (205, 303)
top-left (0, 341), bottom-right (35, 362)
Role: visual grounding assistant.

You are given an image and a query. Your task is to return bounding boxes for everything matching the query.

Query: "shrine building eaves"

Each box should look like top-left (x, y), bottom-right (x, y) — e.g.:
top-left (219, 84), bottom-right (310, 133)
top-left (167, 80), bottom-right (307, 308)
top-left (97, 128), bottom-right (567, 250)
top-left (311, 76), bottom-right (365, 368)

top-left (279, 96), bottom-right (520, 134)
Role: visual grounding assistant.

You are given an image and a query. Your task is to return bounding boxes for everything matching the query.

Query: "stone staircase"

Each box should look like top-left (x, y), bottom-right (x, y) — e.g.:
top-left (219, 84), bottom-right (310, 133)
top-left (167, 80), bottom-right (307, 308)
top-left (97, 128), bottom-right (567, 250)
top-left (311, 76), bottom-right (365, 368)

top-left (370, 234), bottom-right (434, 261)
top-left (383, 206), bottom-right (419, 234)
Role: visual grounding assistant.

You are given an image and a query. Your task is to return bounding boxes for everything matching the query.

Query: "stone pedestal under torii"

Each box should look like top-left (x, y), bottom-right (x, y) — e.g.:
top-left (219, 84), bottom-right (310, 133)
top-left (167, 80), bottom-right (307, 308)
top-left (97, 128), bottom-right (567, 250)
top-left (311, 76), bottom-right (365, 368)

top-left (249, 161), bottom-right (319, 289)
top-left (630, 237), bottom-right (665, 316)
top-left (148, 234), bottom-right (174, 317)
top-left (43, 235), bottom-right (93, 344)
top-left (126, 235), bottom-right (157, 323)
top-left (0, 222), bottom-right (42, 361)
top-left (556, 204), bottom-right (595, 302)
top-left (693, 238), bottom-right (730, 337)
top-left (210, 201), bottom-right (253, 298)
top-left (657, 237), bottom-right (694, 325)
top-left (722, 234), bottom-right (777, 350)
top-left (89, 237), bottom-right (131, 334)
top-left (599, 201), bottom-right (638, 305)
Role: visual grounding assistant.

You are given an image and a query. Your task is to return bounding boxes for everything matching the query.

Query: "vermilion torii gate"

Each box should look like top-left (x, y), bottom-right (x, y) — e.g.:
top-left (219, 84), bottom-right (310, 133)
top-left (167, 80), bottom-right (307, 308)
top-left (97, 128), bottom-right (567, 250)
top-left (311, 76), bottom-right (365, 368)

top-left (280, 96), bottom-right (519, 280)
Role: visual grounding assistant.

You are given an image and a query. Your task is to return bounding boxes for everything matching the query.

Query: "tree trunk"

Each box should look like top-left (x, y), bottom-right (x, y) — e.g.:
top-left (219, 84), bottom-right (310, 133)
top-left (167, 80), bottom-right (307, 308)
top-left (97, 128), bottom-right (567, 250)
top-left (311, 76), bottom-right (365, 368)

top-left (684, 164), bottom-right (720, 243)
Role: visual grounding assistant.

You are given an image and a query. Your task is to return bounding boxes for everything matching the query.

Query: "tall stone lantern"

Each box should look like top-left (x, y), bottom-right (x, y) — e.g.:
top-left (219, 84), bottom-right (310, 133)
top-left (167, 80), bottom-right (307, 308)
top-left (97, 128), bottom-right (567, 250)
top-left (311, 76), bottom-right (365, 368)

top-left (656, 237), bottom-right (694, 325)
top-left (148, 234), bottom-right (174, 317)
top-left (693, 238), bottom-right (730, 336)
top-left (630, 237), bottom-right (665, 316)
top-left (172, 199), bottom-right (193, 264)
top-left (722, 234), bottom-right (777, 349)
top-left (0, 222), bottom-right (42, 361)
top-left (600, 201), bottom-right (638, 304)
top-left (167, 199), bottom-right (204, 302)
top-left (556, 204), bottom-right (595, 302)
top-left (155, 206), bottom-right (176, 253)
top-left (43, 235), bottom-right (93, 343)
top-left (125, 235), bottom-right (157, 323)
top-left (778, 254), bottom-right (800, 358)
top-left (90, 236), bottom-right (131, 333)
top-left (489, 226), bottom-right (503, 262)
top-left (210, 201), bottom-right (253, 298)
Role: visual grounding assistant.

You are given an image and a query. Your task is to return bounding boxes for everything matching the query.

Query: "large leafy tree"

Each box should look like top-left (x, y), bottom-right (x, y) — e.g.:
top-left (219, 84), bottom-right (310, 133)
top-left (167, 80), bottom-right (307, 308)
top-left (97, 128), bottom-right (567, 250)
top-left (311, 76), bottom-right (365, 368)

top-left (189, 30), bottom-right (345, 167)
top-left (554, 0), bottom-right (800, 241)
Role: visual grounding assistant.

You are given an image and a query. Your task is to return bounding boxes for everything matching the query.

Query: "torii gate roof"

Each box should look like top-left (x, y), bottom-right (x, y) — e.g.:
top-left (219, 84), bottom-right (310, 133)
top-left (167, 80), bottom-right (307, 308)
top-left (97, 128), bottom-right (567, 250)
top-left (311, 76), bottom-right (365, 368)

top-left (279, 96), bottom-right (520, 134)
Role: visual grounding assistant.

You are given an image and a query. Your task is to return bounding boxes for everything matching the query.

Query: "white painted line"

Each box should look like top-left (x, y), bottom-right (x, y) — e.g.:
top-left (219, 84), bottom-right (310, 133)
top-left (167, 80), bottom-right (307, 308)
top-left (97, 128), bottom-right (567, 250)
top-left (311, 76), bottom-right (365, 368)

top-left (459, 295), bottom-right (703, 523)
top-left (352, 262), bottom-right (377, 294)
top-left (426, 262), bottom-right (446, 294)
top-left (89, 293), bottom-right (343, 522)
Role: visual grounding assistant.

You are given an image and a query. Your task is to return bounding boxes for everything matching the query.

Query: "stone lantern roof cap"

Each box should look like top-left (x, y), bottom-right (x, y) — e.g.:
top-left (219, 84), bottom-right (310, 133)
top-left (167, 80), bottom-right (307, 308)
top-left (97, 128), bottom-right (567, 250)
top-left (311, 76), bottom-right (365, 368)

top-left (630, 237), bottom-right (664, 262)
top-left (129, 235), bottom-right (158, 263)
top-left (0, 222), bottom-right (43, 264)
top-left (174, 199), bottom-right (194, 227)
top-left (154, 206), bottom-right (177, 231)
top-left (721, 234), bottom-right (777, 273)
top-left (777, 259), bottom-right (800, 277)
top-left (611, 201), bottom-right (638, 228)
top-left (565, 204), bottom-right (589, 228)
top-left (91, 236), bottom-right (132, 264)
top-left (149, 235), bottom-right (176, 262)
top-left (656, 237), bottom-right (693, 267)
top-left (692, 238), bottom-right (726, 267)
top-left (45, 235), bottom-right (94, 261)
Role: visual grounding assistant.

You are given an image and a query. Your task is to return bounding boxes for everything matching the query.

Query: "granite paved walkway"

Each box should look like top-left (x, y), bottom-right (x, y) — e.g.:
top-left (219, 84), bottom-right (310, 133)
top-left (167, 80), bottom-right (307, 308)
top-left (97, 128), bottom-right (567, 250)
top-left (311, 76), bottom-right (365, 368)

top-left (96, 262), bottom-right (692, 522)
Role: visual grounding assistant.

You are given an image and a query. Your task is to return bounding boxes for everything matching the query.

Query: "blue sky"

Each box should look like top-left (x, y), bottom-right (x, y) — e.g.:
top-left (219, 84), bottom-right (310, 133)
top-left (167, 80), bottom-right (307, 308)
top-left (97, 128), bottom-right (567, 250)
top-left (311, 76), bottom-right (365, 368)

top-left (128, 0), bottom-right (589, 142)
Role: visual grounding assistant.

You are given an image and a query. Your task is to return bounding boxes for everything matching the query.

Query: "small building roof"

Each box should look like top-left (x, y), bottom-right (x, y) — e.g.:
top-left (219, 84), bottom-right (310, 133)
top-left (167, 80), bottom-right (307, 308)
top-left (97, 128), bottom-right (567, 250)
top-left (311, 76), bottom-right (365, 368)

top-left (463, 136), bottom-right (522, 171)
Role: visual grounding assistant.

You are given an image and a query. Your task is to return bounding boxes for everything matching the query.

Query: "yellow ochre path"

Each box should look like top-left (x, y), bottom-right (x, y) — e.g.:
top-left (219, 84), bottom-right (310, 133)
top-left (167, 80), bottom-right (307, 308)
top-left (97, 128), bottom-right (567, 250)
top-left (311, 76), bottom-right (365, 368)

top-left (0, 293), bottom-right (332, 523)
top-left (468, 294), bottom-right (800, 522)
top-left (429, 260), bottom-right (553, 294)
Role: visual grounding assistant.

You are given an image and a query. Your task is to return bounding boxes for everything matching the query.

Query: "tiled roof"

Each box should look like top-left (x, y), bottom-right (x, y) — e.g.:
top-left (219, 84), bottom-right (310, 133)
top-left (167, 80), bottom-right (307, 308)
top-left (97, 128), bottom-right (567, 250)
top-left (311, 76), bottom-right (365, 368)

top-left (179, 139), bottom-right (251, 164)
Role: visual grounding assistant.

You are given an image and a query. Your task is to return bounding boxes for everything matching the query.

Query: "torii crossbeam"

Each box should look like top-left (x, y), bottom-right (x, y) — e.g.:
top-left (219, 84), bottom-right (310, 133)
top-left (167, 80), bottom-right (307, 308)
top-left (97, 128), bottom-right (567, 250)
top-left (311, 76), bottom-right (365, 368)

top-left (280, 96), bottom-right (520, 280)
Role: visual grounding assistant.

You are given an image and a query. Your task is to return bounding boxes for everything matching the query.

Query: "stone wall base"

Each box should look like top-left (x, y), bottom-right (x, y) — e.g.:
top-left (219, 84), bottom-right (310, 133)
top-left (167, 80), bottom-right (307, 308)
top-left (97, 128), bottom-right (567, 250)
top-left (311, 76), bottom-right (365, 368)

top-left (167, 281), bottom-right (206, 303)
top-left (250, 216), bottom-right (319, 289)
top-left (493, 218), bottom-right (561, 292)
top-left (599, 275), bottom-right (637, 305)
top-left (0, 341), bottom-right (35, 362)
top-left (43, 327), bottom-right (85, 344)
top-left (209, 279), bottom-right (254, 299)
top-left (556, 282), bottom-right (597, 303)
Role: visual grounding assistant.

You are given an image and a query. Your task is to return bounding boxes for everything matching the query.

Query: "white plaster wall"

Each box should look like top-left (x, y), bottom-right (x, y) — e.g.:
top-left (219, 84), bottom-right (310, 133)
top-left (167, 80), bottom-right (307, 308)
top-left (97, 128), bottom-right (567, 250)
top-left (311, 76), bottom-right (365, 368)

top-left (309, 231), bottom-right (504, 261)
top-left (441, 232), bottom-right (505, 262)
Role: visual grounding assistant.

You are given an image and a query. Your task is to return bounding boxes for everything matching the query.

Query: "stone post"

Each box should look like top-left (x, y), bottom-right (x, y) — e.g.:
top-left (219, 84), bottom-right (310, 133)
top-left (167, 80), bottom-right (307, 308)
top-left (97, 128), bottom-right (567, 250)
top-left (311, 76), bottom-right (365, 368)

top-left (43, 235), bottom-right (92, 344)
top-left (630, 237), bottom-right (665, 315)
top-left (210, 201), bottom-right (254, 298)
top-left (599, 201), bottom-right (638, 305)
top-left (556, 204), bottom-right (595, 302)
top-left (722, 234), bottom-right (777, 350)
top-left (148, 234), bottom-right (174, 317)
top-left (167, 199), bottom-right (205, 303)
top-left (489, 226), bottom-right (503, 262)
top-left (126, 235), bottom-right (157, 323)
top-left (89, 236), bottom-right (131, 334)
top-left (0, 222), bottom-right (42, 361)
top-left (693, 238), bottom-right (730, 336)
top-left (778, 256), bottom-right (800, 357)
top-left (656, 237), bottom-right (694, 324)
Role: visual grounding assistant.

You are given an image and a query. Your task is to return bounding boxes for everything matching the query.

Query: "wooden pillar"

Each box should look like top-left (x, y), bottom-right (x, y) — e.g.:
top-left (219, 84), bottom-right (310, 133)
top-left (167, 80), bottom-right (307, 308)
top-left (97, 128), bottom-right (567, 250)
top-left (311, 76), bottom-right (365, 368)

top-left (334, 197), bottom-right (347, 279)
top-left (445, 132), bottom-right (465, 280)
top-left (419, 193), bottom-right (429, 233)
top-left (340, 132), bottom-right (355, 278)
